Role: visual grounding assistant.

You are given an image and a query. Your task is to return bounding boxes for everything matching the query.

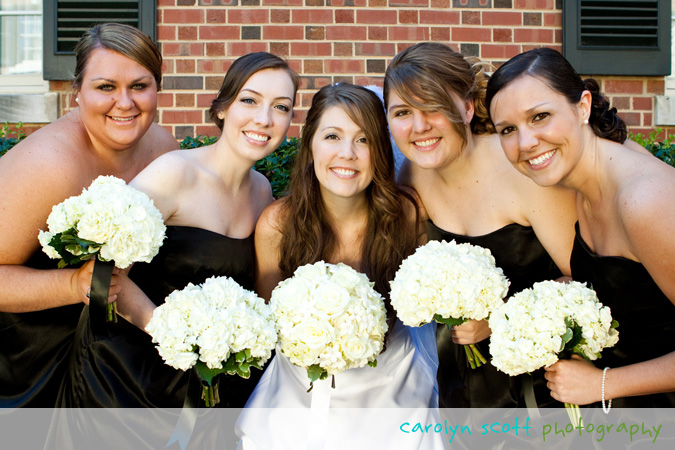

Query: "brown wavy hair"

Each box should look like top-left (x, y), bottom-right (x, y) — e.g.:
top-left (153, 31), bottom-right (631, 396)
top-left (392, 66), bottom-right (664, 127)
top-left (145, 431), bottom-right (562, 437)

top-left (383, 42), bottom-right (495, 149)
top-left (279, 83), bottom-right (419, 316)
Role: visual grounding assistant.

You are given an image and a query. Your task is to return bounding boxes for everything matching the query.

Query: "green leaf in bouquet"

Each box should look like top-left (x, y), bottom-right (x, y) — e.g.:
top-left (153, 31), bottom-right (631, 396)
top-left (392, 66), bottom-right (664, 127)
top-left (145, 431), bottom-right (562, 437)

top-left (222, 354), bottom-right (239, 375)
top-left (236, 362), bottom-right (251, 379)
top-left (307, 364), bottom-right (328, 383)
top-left (567, 324), bottom-right (584, 350)
top-left (560, 328), bottom-right (573, 351)
top-left (434, 314), bottom-right (466, 329)
top-left (249, 358), bottom-right (264, 371)
top-left (194, 361), bottom-right (224, 387)
top-left (611, 319), bottom-right (619, 330)
top-left (368, 359), bottom-right (378, 368)
top-left (235, 350), bottom-right (247, 363)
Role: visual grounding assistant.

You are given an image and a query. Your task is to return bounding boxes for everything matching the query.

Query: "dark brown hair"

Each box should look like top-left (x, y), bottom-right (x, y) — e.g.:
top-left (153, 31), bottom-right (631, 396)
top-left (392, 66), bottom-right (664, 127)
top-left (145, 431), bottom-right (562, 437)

top-left (73, 23), bottom-right (162, 91)
top-left (209, 52), bottom-right (300, 131)
top-left (279, 83), bottom-right (419, 313)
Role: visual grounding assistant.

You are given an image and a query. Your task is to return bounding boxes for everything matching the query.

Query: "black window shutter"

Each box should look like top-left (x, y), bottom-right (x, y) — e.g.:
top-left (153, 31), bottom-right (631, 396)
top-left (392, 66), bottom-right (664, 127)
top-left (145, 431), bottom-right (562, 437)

top-left (563, 0), bottom-right (671, 76)
top-left (43, 0), bottom-right (156, 80)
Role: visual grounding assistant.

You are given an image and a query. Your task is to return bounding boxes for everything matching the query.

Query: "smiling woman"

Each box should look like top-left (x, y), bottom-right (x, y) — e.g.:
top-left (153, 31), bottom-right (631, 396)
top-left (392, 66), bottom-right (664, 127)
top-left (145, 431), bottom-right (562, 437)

top-left (0, 23), bottom-right (178, 408)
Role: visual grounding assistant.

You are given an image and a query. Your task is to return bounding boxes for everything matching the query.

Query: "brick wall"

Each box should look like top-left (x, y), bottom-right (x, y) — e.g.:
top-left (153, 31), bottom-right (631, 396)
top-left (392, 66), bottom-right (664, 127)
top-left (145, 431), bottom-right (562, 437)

top-left (41, 0), bottom-right (674, 141)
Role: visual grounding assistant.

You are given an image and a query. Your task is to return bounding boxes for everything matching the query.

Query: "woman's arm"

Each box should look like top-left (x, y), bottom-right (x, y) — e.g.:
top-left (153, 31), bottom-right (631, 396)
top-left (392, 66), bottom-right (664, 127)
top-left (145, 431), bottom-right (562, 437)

top-left (254, 201), bottom-right (285, 302)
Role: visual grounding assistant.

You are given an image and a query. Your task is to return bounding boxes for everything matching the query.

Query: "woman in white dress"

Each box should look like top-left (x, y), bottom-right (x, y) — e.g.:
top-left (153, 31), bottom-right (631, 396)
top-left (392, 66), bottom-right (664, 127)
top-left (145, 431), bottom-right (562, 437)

top-left (236, 83), bottom-right (444, 450)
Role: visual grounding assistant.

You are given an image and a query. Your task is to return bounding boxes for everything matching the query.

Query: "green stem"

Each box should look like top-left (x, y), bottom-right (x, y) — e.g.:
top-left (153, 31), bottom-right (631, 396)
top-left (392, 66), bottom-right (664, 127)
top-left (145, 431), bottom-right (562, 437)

top-left (564, 403), bottom-right (583, 427)
top-left (469, 344), bottom-right (487, 366)
top-left (464, 345), bottom-right (477, 369)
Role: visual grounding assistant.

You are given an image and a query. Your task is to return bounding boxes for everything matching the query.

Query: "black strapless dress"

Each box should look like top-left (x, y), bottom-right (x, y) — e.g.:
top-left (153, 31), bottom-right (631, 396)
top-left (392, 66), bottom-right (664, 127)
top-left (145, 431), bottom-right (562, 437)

top-left (58, 226), bottom-right (263, 407)
top-left (571, 222), bottom-right (675, 407)
top-left (0, 250), bottom-right (83, 407)
top-left (428, 221), bottom-right (562, 408)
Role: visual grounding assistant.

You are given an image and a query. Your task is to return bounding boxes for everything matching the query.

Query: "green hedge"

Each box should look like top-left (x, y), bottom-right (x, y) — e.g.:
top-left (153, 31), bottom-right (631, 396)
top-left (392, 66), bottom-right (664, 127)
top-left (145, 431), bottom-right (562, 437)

top-left (180, 135), bottom-right (300, 198)
top-left (629, 128), bottom-right (675, 167)
top-left (0, 123), bottom-right (26, 158)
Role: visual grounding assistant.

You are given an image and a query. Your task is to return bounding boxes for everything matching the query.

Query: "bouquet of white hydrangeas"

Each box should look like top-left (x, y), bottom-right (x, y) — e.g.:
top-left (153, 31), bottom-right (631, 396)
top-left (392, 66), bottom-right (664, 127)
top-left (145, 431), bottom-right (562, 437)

top-left (38, 175), bottom-right (166, 321)
top-left (146, 276), bottom-right (277, 406)
top-left (390, 240), bottom-right (509, 368)
top-left (489, 280), bottom-right (619, 425)
top-left (271, 261), bottom-right (388, 388)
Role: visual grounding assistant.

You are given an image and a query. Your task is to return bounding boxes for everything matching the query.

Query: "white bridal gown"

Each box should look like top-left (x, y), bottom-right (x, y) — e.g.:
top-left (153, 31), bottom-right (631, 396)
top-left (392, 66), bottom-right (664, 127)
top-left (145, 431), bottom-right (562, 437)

top-left (236, 320), bottom-right (445, 450)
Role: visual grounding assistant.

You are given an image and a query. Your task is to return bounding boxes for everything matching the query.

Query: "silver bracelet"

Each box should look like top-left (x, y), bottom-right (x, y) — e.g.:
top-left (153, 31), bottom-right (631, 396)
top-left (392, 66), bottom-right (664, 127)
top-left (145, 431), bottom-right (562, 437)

top-left (602, 366), bottom-right (612, 414)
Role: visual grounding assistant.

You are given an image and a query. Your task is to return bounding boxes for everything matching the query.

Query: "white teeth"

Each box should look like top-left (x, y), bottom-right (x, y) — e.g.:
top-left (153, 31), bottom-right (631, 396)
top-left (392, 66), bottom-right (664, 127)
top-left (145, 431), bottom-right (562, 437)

top-left (332, 168), bottom-right (356, 176)
top-left (414, 138), bottom-right (440, 147)
top-left (110, 116), bottom-right (134, 122)
top-left (528, 150), bottom-right (556, 166)
top-left (244, 131), bottom-right (270, 142)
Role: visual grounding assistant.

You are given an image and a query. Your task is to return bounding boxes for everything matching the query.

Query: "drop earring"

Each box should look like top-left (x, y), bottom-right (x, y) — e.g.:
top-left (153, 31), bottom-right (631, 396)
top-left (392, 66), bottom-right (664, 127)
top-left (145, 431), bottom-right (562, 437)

top-left (75, 97), bottom-right (79, 103)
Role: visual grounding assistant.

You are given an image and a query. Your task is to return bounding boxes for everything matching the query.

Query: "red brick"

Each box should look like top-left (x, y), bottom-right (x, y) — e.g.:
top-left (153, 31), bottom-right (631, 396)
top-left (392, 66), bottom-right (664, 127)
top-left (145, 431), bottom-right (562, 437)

top-left (646, 79), bottom-right (665, 95)
top-left (356, 10), bottom-right (397, 24)
top-left (206, 76), bottom-right (227, 90)
top-left (176, 94), bottom-right (195, 107)
top-left (430, 27), bottom-right (450, 41)
top-left (368, 26), bottom-right (387, 41)
top-left (462, 11), bottom-right (480, 25)
top-left (389, 0), bottom-right (429, 6)
top-left (306, 26), bottom-right (325, 40)
top-left (643, 112), bottom-right (653, 126)
top-left (452, 27), bottom-right (492, 42)
top-left (263, 26), bottom-right (304, 40)
top-left (196, 125), bottom-right (221, 137)
top-left (157, 0), bottom-right (174, 6)
top-left (604, 80), bottom-right (643, 94)
top-left (199, 26), bottom-right (239, 40)
top-left (514, 28), bottom-right (554, 43)
top-left (390, 26), bottom-right (429, 41)
top-left (161, 60), bottom-right (173, 74)
top-left (482, 11), bottom-right (521, 26)
top-left (431, 0), bottom-right (450, 6)
top-left (480, 44), bottom-right (521, 59)
top-left (163, 110), bottom-right (203, 124)
top-left (206, 9), bottom-right (226, 24)
top-left (197, 93), bottom-right (217, 108)
top-left (176, 59), bottom-right (196, 73)
top-left (292, 9), bottom-right (334, 23)
top-left (554, 29), bottom-right (562, 44)
top-left (270, 42), bottom-right (290, 56)
top-left (335, 10), bottom-right (354, 23)
top-left (399, 10), bottom-right (418, 24)
top-left (369, 0), bottom-right (386, 6)
top-left (326, 26), bottom-right (367, 41)
top-left (420, 10), bottom-right (459, 25)
top-left (229, 42), bottom-right (268, 56)
top-left (334, 43), bottom-right (353, 56)
top-left (356, 42), bottom-right (396, 56)
top-left (329, 0), bottom-right (366, 5)
top-left (514, 0), bottom-right (555, 9)
top-left (293, 109), bottom-right (308, 125)
top-left (228, 9), bottom-right (269, 23)
top-left (493, 28), bottom-right (512, 42)
top-left (206, 42), bottom-right (226, 57)
top-left (178, 26), bottom-right (198, 40)
top-left (304, 60), bottom-right (324, 74)
top-left (611, 97), bottom-right (630, 110)
top-left (197, 59), bottom-right (230, 73)
top-left (291, 42), bottom-right (332, 57)
top-left (262, 0), bottom-right (303, 4)
top-left (157, 26), bottom-right (176, 41)
top-left (327, 59), bottom-right (364, 74)
top-left (354, 76), bottom-right (384, 86)
top-left (620, 112), bottom-right (640, 126)
top-left (164, 9), bottom-right (204, 24)
top-left (287, 59), bottom-right (302, 74)
top-left (271, 9), bottom-right (290, 23)
top-left (157, 93), bottom-right (173, 108)
top-left (544, 12), bottom-right (562, 27)
top-left (300, 92), bottom-right (314, 107)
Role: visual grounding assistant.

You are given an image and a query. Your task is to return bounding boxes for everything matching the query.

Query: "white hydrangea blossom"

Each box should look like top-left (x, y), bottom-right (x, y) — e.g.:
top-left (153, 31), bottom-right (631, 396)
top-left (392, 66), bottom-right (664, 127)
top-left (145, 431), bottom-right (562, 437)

top-left (146, 276), bottom-right (277, 372)
top-left (38, 175), bottom-right (166, 269)
top-left (389, 240), bottom-right (510, 327)
top-left (271, 261), bottom-right (388, 376)
top-left (489, 280), bottom-right (619, 376)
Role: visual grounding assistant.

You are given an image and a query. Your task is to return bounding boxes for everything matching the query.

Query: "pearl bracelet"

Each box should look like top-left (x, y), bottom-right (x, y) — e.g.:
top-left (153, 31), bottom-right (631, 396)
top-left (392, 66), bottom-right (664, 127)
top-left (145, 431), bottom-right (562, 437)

top-left (602, 366), bottom-right (612, 414)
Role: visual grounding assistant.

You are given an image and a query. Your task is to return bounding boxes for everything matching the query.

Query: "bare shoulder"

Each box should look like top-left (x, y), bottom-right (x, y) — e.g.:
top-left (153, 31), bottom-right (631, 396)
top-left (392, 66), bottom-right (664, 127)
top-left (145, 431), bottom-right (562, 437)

top-left (250, 169), bottom-right (274, 204)
top-left (138, 123), bottom-right (180, 159)
top-left (256, 197), bottom-right (288, 238)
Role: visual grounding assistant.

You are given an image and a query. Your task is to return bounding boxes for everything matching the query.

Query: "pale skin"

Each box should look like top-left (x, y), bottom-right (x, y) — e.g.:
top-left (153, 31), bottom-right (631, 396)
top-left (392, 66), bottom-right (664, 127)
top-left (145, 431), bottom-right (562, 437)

top-left (490, 74), bottom-right (675, 404)
top-left (114, 68), bottom-right (294, 329)
top-left (389, 91), bottom-right (577, 346)
top-left (0, 48), bottom-right (178, 313)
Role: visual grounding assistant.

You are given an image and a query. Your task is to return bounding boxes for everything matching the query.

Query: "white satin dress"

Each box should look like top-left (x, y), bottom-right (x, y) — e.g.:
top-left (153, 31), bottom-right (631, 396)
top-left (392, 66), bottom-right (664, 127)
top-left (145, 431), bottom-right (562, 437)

top-left (235, 320), bottom-right (445, 450)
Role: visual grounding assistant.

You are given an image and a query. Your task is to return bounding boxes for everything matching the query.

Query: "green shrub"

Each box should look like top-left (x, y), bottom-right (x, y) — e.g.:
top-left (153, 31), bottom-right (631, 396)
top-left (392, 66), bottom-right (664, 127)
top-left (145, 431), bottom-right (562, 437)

top-left (179, 135), bottom-right (300, 198)
top-left (629, 128), bottom-right (675, 167)
top-left (0, 122), bottom-right (26, 158)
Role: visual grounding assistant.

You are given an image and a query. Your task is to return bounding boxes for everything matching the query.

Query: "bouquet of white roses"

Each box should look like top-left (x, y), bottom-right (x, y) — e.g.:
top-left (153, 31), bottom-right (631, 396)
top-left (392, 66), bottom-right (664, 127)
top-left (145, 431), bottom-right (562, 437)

top-left (271, 261), bottom-right (388, 388)
top-left (38, 175), bottom-right (166, 321)
top-left (390, 240), bottom-right (509, 368)
top-left (489, 280), bottom-right (619, 424)
top-left (146, 276), bottom-right (277, 406)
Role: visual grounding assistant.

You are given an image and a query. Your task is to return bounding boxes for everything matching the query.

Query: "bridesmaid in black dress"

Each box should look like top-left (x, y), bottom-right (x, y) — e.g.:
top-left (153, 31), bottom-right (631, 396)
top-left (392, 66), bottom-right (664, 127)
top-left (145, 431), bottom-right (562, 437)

top-left (0, 23), bottom-right (178, 408)
top-left (487, 48), bottom-right (675, 407)
top-left (383, 42), bottom-right (578, 409)
top-left (58, 52), bottom-right (299, 408)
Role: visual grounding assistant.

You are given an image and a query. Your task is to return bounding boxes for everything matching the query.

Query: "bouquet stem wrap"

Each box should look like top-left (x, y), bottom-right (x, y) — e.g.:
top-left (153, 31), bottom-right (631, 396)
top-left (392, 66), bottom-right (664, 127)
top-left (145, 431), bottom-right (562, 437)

top-left (89, 259), bottom-right (115, 329)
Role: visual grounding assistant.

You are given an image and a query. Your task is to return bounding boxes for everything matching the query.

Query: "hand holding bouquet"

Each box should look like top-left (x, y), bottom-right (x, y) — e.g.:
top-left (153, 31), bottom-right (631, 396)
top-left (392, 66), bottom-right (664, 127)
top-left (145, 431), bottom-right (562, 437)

top-left (389, 240), bottom-right (510, 368)
top-left (38, 175), bottom-right (166, 321)
top-left (489, 280), bottom-right (619, 424)
top-left (146, 276), bottom-right (277, 406)
top-left (271, 261), bottom-right (388, 389)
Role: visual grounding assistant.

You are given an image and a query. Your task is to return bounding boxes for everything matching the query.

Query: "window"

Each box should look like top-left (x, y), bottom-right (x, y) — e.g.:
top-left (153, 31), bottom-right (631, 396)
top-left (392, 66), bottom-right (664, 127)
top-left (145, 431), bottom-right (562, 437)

top-left (563, 0), bottom-right (671, 76)
top-left (0, 0), bottom-right (47, 93)
top-left (43, 0), bottom-right (156, 80)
